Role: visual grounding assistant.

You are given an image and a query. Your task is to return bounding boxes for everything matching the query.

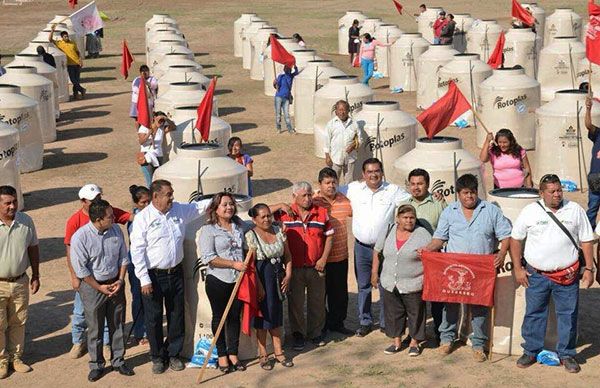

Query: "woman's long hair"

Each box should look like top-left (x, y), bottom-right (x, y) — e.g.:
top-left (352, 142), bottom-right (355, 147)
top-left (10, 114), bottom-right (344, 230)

top-left (363, 33), bottom-right (373, 43)
top-left (206, 192), bottom-right (241, 225)
top-left (490, 128), bottom-right (523, 159)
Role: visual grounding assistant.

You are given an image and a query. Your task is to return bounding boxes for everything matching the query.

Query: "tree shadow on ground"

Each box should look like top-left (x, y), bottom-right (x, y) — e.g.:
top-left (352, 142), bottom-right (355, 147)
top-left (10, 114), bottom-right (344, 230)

top-left (43, 148), bottom-right (107, 170)
top-left (252, 178), bottom-right (293, 197)
top-left (57, 110), bottom-right (110, 122)
top-left (37, 237), bottom-right (67, 263)
top-left (214, 89), bottom-right (232, 96)
top-left (23, 186), bottom-right (79, 211)
top-left (84, 91), bottom-right (129, 100)
top-left (575, 288), bottom-right (600, 364)
top-left (218, 106), bottom-right (245, 116)
top-left (57, 126), bottom-right (113, 141)
top-left (81, 76), bottom-right (117, 83)
top-left (194, 52), bottom-right (209, 57)
top-left (200, 64), bottom-right (215, 69)
top-left (231, 123), bottom-right (257, 133)
top-left (243, 142), bottom-right (269, 156)
top-left (81, 66), bottom-right (115, 72)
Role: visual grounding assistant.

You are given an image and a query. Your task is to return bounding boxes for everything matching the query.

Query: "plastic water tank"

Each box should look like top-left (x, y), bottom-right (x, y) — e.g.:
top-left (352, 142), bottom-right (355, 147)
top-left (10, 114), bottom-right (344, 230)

top-left (503, 28), bottom-right (541, 79)
top-left (148, 40), bottom-right (193, 69)
top-left (452, 14), bottom-right (475, 53)
top-left (153, 143), bottom-right (249, 203)
top-left (0, 84), bottom-right (43, 173)
top-left (262, 38), bottom-right (302, 97)
top-left (250, 27), bottom-right (278, 81)
top-left (242, 21), bottom-right (269, 70)
top-left (154, 82), bottom-right (218, 119)
top-left (234, 13), bottom-right (258, 57)
top-left (145, 14), bottom-right (179, 34)
top-left (164, 106), bottom-right (232, 162)
top-left (417, 7), bottom-right (444, 43)
top-left (148, 30), bottom-right (186, 55)
top-left (362, 18), bottom-right (383, 36)
top-left (289, 50), bottom-right (323, 117)
top-left (313, 75), bottom-right (374, 159)
top-left (544, 8), bottom-right (581, 47)
top-left (466, 20), bottom-right (503, 63)
top-left (534, 89), bottom-right (597, 191)
top-left (389, 33), bottom-right (430, 92)
top-left (373, 24), bottom-right (403, 77)
top-left (153, 53), bottom-right (203, 79)
top-left (294, 60), bottom-right (345, 134)
top-left (146, 24), bottom-right (179, 50)
top-left (521, 3), bottom-right (546, 44)
top-left (392, 136), bottom-right (485, 202)
top-left (576, 58), bottom-right (600, 99)
top-left (476, 68), bottom-right (540, 150)
top-left (416, 44), bottom-right (459, 110)
top-left (537, 37), bottom-right (585, 102)
top-left (158, 65), bottom-right (210, 97)
top-left (22, 41), bottom-right (69, 104)
top-left (337, 11), bottom-right (367, 55)
top-left (1, 66), bottom-right (56, 143)
top-left (0, 122), bottom-right (23, 210)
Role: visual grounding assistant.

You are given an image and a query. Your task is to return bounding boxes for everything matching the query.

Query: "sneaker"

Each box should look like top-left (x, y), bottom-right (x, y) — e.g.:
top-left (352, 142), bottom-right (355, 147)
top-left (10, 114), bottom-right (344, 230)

top-left (69, 343), bottom-right (87, 359)
top-left (383, 345), bottom-right (401, 355)
top-left (103, 345), bottom-right (111, 361)
top-left (292, 332), bottom-right (305, 351)
top-left (408, 346), bottom-right (421, 357)
top-left (472, 349), bottom-right (487, 362)
top-left (152, 361), bottom-right (166, 374)
top-left (516, 354), bottom-right (536, 369)
top-left (169, 357), bottom-right (185, 371)
top-left (438, 343), bottom-right (453, 355)
top-left (87, 368), bottom-right (105, 382)
top-left (12, 359), bottom-right (32, 373)
top-left (561, 357), bottom-right (581, 373)
top-left (288, 129), bottom-right (297, 134)
top-left (355, 325), bottom-right (372, 337)
top-left (0, 361), bottom-right (8, 379)
top-left (330, 326), bottom-right (354, 336)
top-left (311, 335), bottom-right (326, 347)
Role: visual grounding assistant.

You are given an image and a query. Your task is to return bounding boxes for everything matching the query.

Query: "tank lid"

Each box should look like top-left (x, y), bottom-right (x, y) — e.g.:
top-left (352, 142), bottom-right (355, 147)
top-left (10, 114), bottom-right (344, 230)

top-left (508, 27), bottom-right (534, 33)
top-left (489, 188), bottom-right (539, 199)
top-left (169, 81), bottom-right (201, 88)
top-left (158, 39), bottom-right (183, 43)
top-left (169, 65), bottom-right (197, 70)
top-left (378, 23), bottom-right (398, 27)
top-left (194, 193), bottom-right (252, 203)
top-left (555, 89), bottom-right (587, 95)
top-left (328, 75), bottom-right (358, 84)
top-left (175, 106), bottom-right (201, 111)
top-left (480, 19), bottom-right (498, 23)
top-left (293, 49), bottom-right (316, 53)
top-left (453, 53), bottom-right (481, 61)
top-left (307, 60), bottom-right (332, 64)
top-left (401, 32), bottom-right (423, 37)
top-left (6, 66), bottom-right (37, 74)
top-left (178, 142), bottom-right (224, 157)
top-left (0, 84), bottom-right (21, 93)
top-left (416, 136), bottom-right (462, 150)
top-left (553, 36), bottom-right (578, 42)
top-left (363, 101), bottom-right (399, 111)
top-left (165, 52), bottom-right (189, 56)
top-left (15, 54), bottom-right (41, 59)
top-left (492, 67), bottom-right (525, 76)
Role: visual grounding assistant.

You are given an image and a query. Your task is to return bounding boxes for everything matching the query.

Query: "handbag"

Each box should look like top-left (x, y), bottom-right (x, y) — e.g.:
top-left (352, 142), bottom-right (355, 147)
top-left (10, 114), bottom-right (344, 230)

top-left (588, 172), bottom-right (600, 193)
top-left (251, 230), bottom-right (287, 302)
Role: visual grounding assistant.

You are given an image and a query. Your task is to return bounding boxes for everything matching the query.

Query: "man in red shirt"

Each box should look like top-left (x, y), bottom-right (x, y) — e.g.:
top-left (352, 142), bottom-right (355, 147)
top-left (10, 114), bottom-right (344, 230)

top-left (432, 11), bottom-right (448, 45)
top-left (65, 184), bottom-right (132, 359)
top-left (273, 181), bottom-right (333, 351)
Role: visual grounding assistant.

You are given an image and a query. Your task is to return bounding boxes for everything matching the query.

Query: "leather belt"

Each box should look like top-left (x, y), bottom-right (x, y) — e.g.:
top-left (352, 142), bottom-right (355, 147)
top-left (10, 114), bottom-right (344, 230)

top-left (151, 263), bottom-right (182, 274)
top-left (0, 272), bottom-right (26, 282)
top-left (96, 277), bottom-right (119, 285)
top-left (355, 238), bottom-right (375, 249)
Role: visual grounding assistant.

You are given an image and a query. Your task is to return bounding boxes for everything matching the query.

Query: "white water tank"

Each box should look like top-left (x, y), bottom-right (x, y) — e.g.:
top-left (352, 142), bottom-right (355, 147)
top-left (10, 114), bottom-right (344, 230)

top-left (416, 44), bottom-right (459, 110)
top-left (148, 40), bottom-right (193, 69)
top-left (362, 18), bottom-right (383, 36)
top-left (145, 14), bottom-right (178, 34)
top-left (289, 50), bottom-right (323, 117)
top-left (503, 28), bottom-right (541, 79)
top-left (1, 66), bottom-right (56, 143)
top-left (0, 84), bottom-right (43, 173)
top-left (521, 3), bottom-right (546, 45)
top-left (438, 53), bottom-right (492, 126)
top-left (417, 7), bottom-right (444, 44)
top-left (313, 75), bottom-right (374, 159)
top-left (164, 106), bottom-right (232, 162)
top-left (544, 8), bottom-right (581, 47)
top-left (337, 11), bottom-right (367, 55)
top-left (453, 14), bottom-right (475, 53)
top-left (22, 41), bottom-right (69, 104)
top-left (475, 68), bottom-right (540, 150)
top-left (154, 143), bottom-right (248, 203)
top-left (466, 20), bottom-right (503, 63)
top-left (153, 53), bottom-right (203, 79)
top-left (537, 37), bottom-right (585, 102)
top-left (158, 65), bottom-right (210, 97)
top-left (354, 101), bottom-right (417, 177)
top-left (0, 122), bottom-right (23, 210)
top-left (242, 21), bottom-right (269, 70)
top-left (576, 58), bottom-right (600, 98)
top-left (250, 27), bottom-right (278, 81)
top-left (373, 24), bottom-right (403, 77)
top-left (389, 33), bottom-right (430, 92)
top-left (294, 60), bottom-right (346, 134)
top-left (234, 13), bottom-right (258, 57)
top-left (146, 24), bottom-right (179, 52)
top-left (534, 89), bottom-right (597, 191)
top-left (148, 30), bottom-right (186, 55)
top-left (262, 38), bottom-right (302, 97)
top-left (392, 136), bottom-right (485, 202)
top-left (155, 82), bottom-right (218, 119)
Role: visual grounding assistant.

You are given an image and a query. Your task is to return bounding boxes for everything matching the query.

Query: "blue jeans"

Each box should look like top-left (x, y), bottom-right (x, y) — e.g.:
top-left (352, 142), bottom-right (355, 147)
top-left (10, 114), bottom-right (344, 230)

top-left (274, 96), bottom-right (292, 131)
top-left (433, 37), bottom-right (441, 45)
top-left (522, 265), bottom-right (579, 359)
top-left (587, 190), bottom-right (600, 229)
top-left (354, 241), bottom-right (385, 327)
top-left (127, 262), bottom-right (146, 339)
top-left (439, 303), bottom-right (489, 350)
top-left (72, 291), bottom-right (110, 345)
top-left (361, 58), bottom-right (374, 85)
top-left (140, 157), bottom-right (163, 187)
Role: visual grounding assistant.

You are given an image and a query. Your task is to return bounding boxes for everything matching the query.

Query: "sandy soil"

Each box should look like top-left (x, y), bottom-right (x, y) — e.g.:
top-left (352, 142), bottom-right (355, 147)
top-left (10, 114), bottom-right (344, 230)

top-left (0, 0), bottom-right (598, 386)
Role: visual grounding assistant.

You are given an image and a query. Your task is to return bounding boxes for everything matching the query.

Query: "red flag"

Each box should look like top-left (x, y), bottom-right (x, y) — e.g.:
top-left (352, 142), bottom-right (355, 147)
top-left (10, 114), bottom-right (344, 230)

top-left (511, 0), bottom-right (535, 27)
top-left (270, 35), bottom-right (296, 68)
top-left (587, 1), bottom-right (600, 65)
top-left (237, 254), bottom-right (261, 336)
top-left (136, 77), bottom-right (151, 128)
top-left (392, 0), bottom-right (403, 14)
top-left (194, 77), bottom-right (217, 142)
top-left (487, 32), bottom-right (506, 69)
top-left (421, 251), bottom-right (497, 307)
top-left (68, 0), bottom-right (77, 9)
top-left (120, 40), bottom-right (134, 80)
top-left (417, 81), bottom-right (471, 138)
top-left (353, 53), bottom-right (360, 67)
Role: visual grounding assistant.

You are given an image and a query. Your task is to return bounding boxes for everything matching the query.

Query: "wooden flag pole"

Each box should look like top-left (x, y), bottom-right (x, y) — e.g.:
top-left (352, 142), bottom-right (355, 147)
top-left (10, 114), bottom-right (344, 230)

top-left (196, 250), bottom-right (254, 384)
top-left (470, 108), bottom-right (493, 135)
top-left (272, 58), bottom-right (277, 82)
top-left (589, 61), bottom-right (594, 97)
top-left (489, 304), bottom-right (496, 362)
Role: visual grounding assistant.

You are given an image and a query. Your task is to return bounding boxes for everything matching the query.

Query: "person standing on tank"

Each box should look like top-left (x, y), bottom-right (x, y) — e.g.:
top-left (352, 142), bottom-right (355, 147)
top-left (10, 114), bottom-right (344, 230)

top-left (49, 24), bottom-right (86, 100)
top-left (348, 19), bottom-right (361, 65)
top-left (273, 65), bottom-right (299, 134)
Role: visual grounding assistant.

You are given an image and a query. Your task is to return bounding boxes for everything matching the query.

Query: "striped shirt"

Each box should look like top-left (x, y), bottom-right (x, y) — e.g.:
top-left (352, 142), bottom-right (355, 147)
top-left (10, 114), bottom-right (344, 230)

top-left (313, 192), bottom-right (352, 263)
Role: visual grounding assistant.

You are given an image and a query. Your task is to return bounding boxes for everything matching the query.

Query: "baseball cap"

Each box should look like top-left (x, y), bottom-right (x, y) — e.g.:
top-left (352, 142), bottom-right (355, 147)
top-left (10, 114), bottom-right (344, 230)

top-left (78, 184), bottom-right (102, 201)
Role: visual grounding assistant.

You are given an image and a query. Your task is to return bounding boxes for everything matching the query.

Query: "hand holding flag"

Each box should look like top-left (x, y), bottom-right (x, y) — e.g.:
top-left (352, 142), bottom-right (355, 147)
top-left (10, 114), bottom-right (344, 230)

top-left (120, 40), bottom-right (134, 79)
top-left (195, 77), bottom-right (217, 142)
top-left (417, 81), bottom-right (471, 139)
top-left (270, 35), bottom-right (296, 68)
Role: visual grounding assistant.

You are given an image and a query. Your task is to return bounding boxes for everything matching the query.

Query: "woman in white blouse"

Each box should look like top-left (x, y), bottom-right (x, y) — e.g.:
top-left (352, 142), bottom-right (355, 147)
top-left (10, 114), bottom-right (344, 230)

top-left (137, 111), bottom-right (174, 186)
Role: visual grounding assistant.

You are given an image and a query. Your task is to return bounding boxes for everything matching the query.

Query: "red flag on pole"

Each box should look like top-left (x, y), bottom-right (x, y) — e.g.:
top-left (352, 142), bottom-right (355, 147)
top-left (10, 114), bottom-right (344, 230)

top-left (120, 40), bottom-right (134, 79)
top-left (392, 0), bottom-right (403, 14)
top-left (511, 0), bottom-right (535, 27)
top-left (417, 81), bottom-right (472, 139)
top-left (587, 0), bottom-right (600, 65)
top-left (270, 35), bottom-right (296, 68)
top-left (194, 77), bottom-right (217, 142)
top-left (136, 77), bottom-right (151, 128)
top-left (421, 251), bottom-right (497, 307)
top-left (68, 0), bottom-right (77, 9)
top-left (487, 32), bottom-right (506, 69)
top-left (237, 254), bottom-right (262, 336)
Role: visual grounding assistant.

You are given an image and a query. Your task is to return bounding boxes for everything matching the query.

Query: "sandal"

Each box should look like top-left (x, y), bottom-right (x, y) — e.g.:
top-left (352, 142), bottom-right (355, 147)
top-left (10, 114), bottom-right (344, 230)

top-left (232, 361), bottom-right (246, 371)
top-left (259, 355), bottom-right (273, 371)
top-left (274, 353), bottom-right (294, 367)
top-left (218, 360), bottom-right (232, 374)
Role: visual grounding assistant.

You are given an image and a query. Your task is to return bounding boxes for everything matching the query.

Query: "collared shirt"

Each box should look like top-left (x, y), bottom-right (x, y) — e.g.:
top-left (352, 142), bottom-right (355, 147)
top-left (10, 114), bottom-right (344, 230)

top-left (52, 39), bottom-right (80, 65)
top-left (513, 200), bottom-right (594, 271)
top-left (324, 116), bottom-right (363, 165)
top-left (340, 181), bottom-right (411, 245)
top-left (433, 199), bottom-right (512, 254)
top-left (275, 203), bottom-right (334, 268)
top-left (70, 222), bottom-right (129, 281)
top-left (0, 212), bottom-right (38, 278)
top-left (313, 191), bottom-right (352, 262)
top-left (199, 220), bottom-right (250, 283)
top-left (64, 207), bottom-right (131, 245)
top-left (275, 67), bottom-right (299, 99)
top-left (131, 76), bottom-right (159, 106)
top-left (399, 194), bottom-right (447, 235)
top-left (130, 201), bottom-right (210, 287)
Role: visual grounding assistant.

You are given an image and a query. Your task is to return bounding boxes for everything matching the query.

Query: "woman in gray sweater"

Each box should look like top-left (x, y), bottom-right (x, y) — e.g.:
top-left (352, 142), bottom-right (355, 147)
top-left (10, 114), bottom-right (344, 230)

top-left (371, 204), bottom-right (432, 357)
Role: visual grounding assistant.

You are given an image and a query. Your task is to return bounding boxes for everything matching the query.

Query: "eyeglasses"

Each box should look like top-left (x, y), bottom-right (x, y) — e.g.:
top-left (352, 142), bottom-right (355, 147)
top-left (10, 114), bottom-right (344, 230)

top-left (540, 174), bottom-right (560, 183)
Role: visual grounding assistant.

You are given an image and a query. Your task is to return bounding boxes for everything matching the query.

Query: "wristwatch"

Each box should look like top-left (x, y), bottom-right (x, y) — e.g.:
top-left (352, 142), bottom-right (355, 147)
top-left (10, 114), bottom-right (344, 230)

top-left (584, 267), bottom-right (596, 273)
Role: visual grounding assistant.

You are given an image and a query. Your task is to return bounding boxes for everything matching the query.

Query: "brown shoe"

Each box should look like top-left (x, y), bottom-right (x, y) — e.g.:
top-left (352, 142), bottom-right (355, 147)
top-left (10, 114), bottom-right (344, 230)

top-left (12, 359), bottom-right (32, 373)
top-left (438, 343), bottom-right (453, 355)
top-left (472, 349), bottom-right (487, 362)
top-left (0, 361), bottom-right (8, 379)
top-left (69, 343), bottom-right (87, 359)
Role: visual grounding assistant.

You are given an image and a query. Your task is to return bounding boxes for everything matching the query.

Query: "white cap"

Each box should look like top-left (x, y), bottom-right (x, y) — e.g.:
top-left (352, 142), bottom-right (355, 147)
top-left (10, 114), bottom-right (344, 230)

top-left (78, 184), bottom-right (102, 201)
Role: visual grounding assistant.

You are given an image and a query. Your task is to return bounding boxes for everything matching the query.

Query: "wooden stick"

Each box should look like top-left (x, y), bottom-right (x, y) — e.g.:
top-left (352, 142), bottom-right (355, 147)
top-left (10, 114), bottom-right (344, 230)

top-left (471, 108), bottom-right (493, 135)
top-left (589, 60), bottom-right (594, 97)
top-left (272, 58), bottom-right (277, 81)
top-left (489, 305), bottom-right (495, 362)
top-left (196, 250), bottom-right (254, 384)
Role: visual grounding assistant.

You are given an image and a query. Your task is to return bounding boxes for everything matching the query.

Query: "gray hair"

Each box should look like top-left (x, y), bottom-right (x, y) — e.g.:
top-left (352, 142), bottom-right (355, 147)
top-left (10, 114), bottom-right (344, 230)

top-left (292, 181), bottom-right (312, 195)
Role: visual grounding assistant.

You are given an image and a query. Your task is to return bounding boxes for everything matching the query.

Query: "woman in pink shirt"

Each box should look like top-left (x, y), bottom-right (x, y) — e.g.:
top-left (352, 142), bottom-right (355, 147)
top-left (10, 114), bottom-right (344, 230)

top-left (358, 33), bottom-right (390, 85)
top-left (479, 129), bottom-right (533, 188)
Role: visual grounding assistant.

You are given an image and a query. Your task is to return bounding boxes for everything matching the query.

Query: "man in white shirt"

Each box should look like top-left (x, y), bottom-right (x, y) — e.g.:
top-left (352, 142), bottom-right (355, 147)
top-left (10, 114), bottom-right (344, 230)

top-left (510, 174), bottom-right (595, 374)
top-left (339, 158), bottom-right (410, 336)
top-left (324, 100), bottom-right (364, 185)
top-left (130, 180), bottom-right (210, 374)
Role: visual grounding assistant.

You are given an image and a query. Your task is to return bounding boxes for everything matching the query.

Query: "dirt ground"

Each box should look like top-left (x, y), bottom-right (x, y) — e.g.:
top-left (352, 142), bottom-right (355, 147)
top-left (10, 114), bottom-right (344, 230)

top-left (1, 0), bottom-right (599, 386)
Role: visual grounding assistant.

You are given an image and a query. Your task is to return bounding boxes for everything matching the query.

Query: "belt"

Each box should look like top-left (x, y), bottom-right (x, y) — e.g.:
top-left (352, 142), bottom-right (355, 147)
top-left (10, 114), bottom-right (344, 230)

top-left (355, 238), bottom-right (375, 249)
top-left (0, 272), bottom-right (26, 283)
top-left (97, 277), bottom-right (118, 285)
top-left (151, 263), bottom-right (182, 274)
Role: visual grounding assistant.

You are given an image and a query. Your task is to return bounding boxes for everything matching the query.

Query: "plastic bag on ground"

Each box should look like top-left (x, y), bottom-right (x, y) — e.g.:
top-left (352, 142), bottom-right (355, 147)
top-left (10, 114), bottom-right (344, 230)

top-left (537, 350), bottom-right (560, 366)
top-left (188, 337), bottom-right (218, 369)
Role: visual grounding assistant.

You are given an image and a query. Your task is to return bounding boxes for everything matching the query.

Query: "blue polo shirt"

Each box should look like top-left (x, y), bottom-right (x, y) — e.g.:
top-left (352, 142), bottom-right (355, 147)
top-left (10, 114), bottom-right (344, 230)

top-left (275, 67), bottom-right (299, 99)
top-left (433, 199), bottom-right (512, 254)
top-left (589, 129), bottom-right (600, 173)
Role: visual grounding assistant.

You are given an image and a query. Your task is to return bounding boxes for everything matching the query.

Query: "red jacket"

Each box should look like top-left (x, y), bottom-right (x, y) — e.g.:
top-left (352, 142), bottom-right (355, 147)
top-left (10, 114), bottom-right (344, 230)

top-left (433, 18), bottom-right (448, 38)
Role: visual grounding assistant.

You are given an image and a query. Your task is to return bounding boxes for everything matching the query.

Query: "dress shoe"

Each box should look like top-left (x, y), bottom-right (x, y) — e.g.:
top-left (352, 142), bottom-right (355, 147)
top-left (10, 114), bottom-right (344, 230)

top-left (116, 364), bottom-right (135, 376)
top-left (69, 343), bottom-right (87, 359)
top-left (516, 354), bottom-right (536, 368)
top-left (12, 359), bottom-right (32, 373)
top-left (562, 357), bottom-right (581, 373)
top-left (169, 357), bottom-right (185, 371)
top-left (88, 368), bottom-right (105, 382)
top-left (152, 361), bottom-right (166, 374)
top-left (355, 325), bottom-right (372, 337)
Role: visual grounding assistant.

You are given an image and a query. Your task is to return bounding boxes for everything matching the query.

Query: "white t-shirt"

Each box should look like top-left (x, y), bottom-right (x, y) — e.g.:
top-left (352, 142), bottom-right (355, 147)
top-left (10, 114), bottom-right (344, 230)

top-left (511, 200), bottom-right (594, 271)
top-left (138, 125), bottom-right (164, 157)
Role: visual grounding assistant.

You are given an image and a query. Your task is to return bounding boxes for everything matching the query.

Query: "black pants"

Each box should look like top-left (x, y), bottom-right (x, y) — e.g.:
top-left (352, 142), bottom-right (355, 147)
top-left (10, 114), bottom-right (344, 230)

top-left (141, 266), bottom-right (185, 363)
top-left (383, 288), bottom-right (426, 341)
top-left (325, 259), bottom-right (349, 330)
top-left (431, 301), bottom-right (444, 340)
top-left (67, 64), bottom-right (85, 95)
top-left (205, 275), bottom-right (242, 357)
